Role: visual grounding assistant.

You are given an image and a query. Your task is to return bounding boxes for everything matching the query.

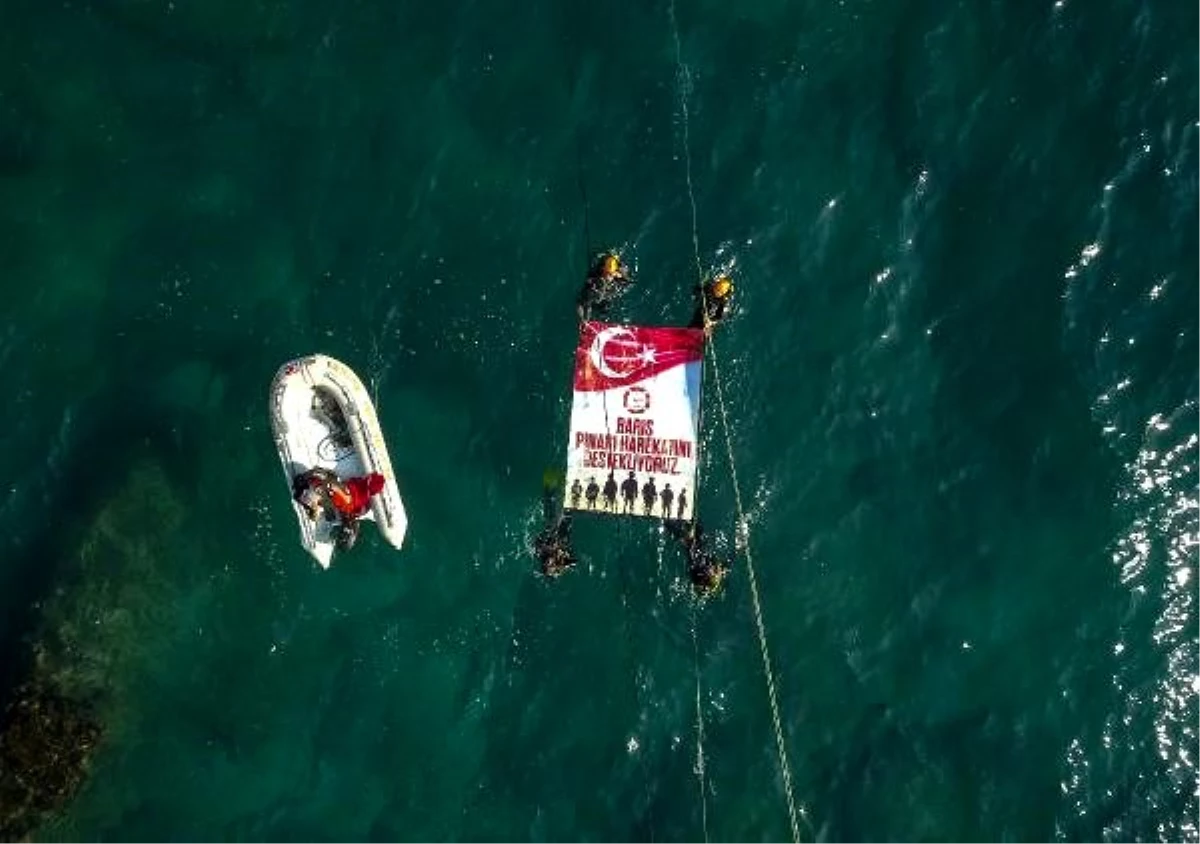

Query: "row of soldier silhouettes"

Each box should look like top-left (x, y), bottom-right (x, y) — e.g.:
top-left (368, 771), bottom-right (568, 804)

top-left (540, 472), bottom-right (725, 595)
top-left (569, 471), bottom-right (688, 520)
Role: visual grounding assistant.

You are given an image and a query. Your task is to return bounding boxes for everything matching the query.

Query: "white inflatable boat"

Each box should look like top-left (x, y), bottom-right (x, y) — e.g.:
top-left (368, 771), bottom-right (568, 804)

top-left (269, 354), bottom-right (408, 567)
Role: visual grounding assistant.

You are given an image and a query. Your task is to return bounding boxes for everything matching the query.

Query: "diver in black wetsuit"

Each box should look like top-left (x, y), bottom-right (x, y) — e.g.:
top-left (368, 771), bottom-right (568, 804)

top-left (535, 477), bottom-right (578, 578)
top-left (535, 515), bottom-right (577, 578)
top-left (688, 276), bottom-right (735, 333)
top-left (577, 252), bottom-right (633, 322)
top-left (665, 518), bottom-right (729, 598)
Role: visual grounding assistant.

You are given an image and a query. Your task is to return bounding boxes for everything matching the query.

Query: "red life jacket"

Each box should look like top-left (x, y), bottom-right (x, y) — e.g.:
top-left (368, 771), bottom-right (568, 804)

top-left (329, 473), bottom-right (385, 518)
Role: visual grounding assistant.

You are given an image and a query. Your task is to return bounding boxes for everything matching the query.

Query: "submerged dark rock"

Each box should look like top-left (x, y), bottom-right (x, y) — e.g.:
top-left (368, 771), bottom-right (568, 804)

top-left (0, 457), bottom-right (187, 840)
top-left (0, 683), bottom-right (101, 841)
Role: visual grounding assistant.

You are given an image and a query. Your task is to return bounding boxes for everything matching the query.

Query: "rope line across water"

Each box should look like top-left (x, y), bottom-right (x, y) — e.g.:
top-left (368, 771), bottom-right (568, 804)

top-left (668, 0), bottom-right (808, 839)
top-left (691, 607), bottom-right (710, 844)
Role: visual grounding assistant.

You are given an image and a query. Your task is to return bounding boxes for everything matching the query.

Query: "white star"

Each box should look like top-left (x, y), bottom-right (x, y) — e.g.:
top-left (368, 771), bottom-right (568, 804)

top-left (639, 346), bottom-right (658, 364)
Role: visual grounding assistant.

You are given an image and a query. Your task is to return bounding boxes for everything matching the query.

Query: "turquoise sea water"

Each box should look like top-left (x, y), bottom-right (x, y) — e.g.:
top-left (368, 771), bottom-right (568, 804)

top-left (0, 0), bottom-right (1196, 840)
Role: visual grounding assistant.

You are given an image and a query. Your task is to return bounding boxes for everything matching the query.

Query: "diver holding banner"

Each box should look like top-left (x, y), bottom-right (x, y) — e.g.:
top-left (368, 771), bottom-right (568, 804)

top-left (577, 252), bottom-right (634, 322)
top-left (533, 470), bottom-right (578, 578)
top-left (533, 254), bottom-right (734, 597)
top-left (665, 518), bottom-right (730, 598)
top-left (689, 275), bottom-right (735, 334)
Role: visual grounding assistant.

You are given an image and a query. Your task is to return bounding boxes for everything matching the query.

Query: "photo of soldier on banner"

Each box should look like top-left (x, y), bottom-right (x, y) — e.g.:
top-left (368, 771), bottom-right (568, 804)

top-left (564, 320), bottom-right (704, 521)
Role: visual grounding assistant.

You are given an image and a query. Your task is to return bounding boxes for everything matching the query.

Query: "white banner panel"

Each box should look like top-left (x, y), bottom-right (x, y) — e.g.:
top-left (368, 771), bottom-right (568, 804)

top-left (564, 321), bottom-right (704, 521)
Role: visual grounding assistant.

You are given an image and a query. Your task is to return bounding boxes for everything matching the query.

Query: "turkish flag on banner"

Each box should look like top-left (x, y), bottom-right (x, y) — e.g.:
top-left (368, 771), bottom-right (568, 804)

top-left (563, 321), bottom-right (704, 521)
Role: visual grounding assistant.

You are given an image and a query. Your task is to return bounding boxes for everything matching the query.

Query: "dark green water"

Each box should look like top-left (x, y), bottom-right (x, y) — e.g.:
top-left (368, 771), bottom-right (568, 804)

top-left (1, 0), bottom-right (1196, 840)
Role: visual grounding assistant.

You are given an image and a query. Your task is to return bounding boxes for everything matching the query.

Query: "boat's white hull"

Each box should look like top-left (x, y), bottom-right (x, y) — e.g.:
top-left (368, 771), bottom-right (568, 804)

top-left (269, 354), bottom-right (407, 568)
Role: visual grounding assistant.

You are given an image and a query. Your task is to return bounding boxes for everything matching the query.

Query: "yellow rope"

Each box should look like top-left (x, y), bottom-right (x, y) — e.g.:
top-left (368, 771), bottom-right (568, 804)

top-left (669, 2), bottom-right (808, 839)
top-left (705, 339), bottom-right (808, 843)
top-left (668, 0), bottom-right (703, 287)
top-left (691, 606), bottom-right (710, 843)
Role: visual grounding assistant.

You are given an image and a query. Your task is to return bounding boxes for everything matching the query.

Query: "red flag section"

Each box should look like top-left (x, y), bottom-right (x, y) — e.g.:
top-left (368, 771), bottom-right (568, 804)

top-left (574, 321), bottom-right (705, 392)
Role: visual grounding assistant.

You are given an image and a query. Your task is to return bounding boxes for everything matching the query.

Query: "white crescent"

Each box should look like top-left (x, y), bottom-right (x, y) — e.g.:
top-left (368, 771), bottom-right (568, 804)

top-left (589, 326), bottom-right (637, 379)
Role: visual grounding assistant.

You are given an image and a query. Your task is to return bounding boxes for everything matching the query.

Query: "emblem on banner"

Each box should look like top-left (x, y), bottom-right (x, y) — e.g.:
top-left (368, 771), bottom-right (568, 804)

top-left (622, 386), bottom-right (651, 414)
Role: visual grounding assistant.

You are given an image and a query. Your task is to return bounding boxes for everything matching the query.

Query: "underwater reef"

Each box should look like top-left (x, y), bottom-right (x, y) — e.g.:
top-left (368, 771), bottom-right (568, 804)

top-left (0, 458), bottom-right (186, 840)
top-left (0, 683), bottom-right (102, 841)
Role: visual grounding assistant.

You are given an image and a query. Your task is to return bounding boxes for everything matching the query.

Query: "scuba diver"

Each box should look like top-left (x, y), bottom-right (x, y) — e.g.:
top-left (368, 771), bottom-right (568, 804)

top-left (534, 474), bottom-right (578, 578)
top-left (577, 251), bottom-right (633, 322)
top-left (665, 518), bottom-right (730, 598)
top-left (569, 478), bottom-right (583, 509)
top-left (689, 275), bottom-right (735, 333)
top-left (292, 467), bottom-right (386, 550)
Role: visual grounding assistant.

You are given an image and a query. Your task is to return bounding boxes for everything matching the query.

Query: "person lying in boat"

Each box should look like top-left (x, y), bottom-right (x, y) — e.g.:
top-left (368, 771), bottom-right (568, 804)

top-left (293, 467), bottom-right (338, 520)
top-left (293, 468), bottom-right (386, 549)
top-left (665, 518), bottom-right (729, 598)
top-left (688, 275), bottom-right (735, 334)
top-left (534, 474), bottom-right (579, 578)
top-left (577, 251), bottom-right (633, 322)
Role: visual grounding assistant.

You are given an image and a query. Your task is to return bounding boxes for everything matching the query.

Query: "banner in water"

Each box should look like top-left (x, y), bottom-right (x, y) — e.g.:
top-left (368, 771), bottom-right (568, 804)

top-left (564, 320), bottom-right (704, 521)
